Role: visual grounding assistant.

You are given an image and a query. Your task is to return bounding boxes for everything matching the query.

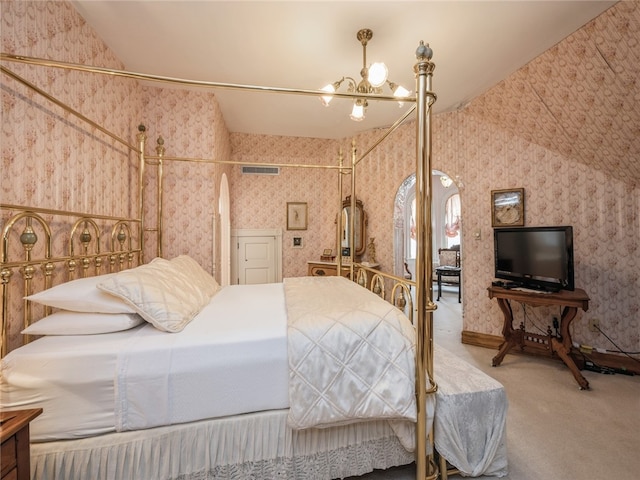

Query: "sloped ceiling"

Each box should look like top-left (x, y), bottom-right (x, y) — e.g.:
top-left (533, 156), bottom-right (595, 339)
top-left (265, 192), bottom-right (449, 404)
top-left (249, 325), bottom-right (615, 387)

top-left (69, 0), bottom-right (638, 187)
top-left (70, 0), bottom-right (615, 139)
top-left (465, 2), bottom-right (639, 187)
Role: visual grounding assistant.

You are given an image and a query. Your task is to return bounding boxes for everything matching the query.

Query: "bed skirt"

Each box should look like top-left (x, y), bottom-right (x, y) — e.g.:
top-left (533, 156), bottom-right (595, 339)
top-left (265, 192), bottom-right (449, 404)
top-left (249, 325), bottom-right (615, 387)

top-left (30, 409), bottom-right (414, 480)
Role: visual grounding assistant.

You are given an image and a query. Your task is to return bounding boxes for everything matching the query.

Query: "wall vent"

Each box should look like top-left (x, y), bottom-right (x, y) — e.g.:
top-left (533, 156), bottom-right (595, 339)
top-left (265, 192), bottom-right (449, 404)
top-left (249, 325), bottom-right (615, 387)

top-left (242, 166), bottom-right (280, 175)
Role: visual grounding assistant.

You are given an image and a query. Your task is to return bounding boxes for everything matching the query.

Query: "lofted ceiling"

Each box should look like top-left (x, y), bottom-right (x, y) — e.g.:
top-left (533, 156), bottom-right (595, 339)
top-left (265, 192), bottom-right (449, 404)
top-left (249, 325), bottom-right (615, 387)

top-left (70, 1), bottom-right (616, 140)
top-left (70, 1), bottom-right (639, 186)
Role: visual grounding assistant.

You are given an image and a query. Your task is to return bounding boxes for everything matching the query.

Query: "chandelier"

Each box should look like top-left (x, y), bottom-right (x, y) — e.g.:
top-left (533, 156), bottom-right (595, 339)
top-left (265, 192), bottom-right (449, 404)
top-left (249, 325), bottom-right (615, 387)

top-left (320, 28), bottom-right (410, 121)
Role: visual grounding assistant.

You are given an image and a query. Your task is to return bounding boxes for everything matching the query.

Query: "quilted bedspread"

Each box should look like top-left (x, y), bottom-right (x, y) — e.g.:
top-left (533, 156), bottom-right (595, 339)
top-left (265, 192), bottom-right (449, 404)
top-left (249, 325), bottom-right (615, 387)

top-left (284, 276), bottom-right (416, 436)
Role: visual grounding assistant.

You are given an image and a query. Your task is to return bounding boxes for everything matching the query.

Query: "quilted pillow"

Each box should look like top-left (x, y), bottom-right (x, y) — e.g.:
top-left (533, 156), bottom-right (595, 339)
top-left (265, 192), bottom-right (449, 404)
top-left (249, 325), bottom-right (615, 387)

top-left (22, 311), bottom-right (144, 335)
top-left (170, 255), bottom-right (220, 298)
top-left (97, 257), bottom-right (210, 332)
top-left (25, 273), bottom-right (135, 314)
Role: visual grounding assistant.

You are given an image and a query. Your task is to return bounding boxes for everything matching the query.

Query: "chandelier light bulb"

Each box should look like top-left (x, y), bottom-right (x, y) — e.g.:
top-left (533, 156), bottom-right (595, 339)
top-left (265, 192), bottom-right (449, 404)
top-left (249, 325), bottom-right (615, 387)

top-left (392, 84), bottom-right (410, 98)
top-left (392, 84), bottom-right (411, 107)
top-left (350, 101), bottom-right (365, 121)
top-left (368, 62), bottom-right (388, 88)
top-left (320, 84), bottom-right (336, 106)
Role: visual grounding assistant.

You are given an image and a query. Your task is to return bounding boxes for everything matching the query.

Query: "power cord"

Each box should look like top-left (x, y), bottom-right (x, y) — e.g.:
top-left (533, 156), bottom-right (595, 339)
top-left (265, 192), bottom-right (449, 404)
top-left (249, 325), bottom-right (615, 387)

top-left (579, 351), bottom-right (617, 375)
top-left (520, 303), bottom-right (549, 335)
top-left (594, 324), bottom-right (640, 365)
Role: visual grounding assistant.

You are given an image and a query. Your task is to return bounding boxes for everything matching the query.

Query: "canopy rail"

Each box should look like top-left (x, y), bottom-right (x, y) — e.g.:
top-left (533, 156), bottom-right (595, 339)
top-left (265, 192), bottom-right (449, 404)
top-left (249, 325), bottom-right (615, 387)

top-left (0, 65), bottom-right (138, 153)
top-left (1, 53), bottom-right (418, 103)
top-left (355, 104), bottom-right (417, 166)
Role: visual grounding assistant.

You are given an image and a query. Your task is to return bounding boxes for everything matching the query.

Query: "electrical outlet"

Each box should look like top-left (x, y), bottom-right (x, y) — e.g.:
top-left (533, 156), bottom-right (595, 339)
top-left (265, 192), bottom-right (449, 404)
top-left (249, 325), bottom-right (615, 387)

top-left (588, 318), bottom-right (600, 333)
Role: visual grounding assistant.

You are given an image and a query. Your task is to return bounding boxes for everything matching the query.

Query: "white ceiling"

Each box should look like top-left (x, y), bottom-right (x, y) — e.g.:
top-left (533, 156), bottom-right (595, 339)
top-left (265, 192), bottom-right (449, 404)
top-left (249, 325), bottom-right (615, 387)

top-left (71, 0), bottom-right (616, 139)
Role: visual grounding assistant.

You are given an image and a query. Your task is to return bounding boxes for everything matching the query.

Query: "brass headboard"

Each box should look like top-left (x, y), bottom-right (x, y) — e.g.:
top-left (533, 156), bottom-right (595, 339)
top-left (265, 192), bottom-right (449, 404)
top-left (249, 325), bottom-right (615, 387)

top-left (0, 204), bottom-right (142, 357)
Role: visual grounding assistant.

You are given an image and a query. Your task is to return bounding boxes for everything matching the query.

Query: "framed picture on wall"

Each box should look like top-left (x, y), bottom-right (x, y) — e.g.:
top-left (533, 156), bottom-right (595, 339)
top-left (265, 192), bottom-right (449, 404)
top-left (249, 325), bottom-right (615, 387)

top-left (287, 202), bottom-right (307, 230)
top-left (491, 188), bottom-right (525, 227)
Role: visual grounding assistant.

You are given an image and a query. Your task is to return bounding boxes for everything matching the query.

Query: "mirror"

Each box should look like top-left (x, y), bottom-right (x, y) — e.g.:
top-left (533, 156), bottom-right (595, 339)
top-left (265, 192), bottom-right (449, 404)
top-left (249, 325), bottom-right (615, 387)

top-left (339, 196), bottom-right (367, 257)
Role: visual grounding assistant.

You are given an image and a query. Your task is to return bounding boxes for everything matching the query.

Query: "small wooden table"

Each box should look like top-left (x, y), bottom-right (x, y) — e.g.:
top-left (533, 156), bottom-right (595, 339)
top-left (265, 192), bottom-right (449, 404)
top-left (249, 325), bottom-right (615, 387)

top-left (1, 408), bottom-right (42, 480)
top-left (435, 266), bottom-right (461, 303)
top-left (488, 286), bottom-right (590, 389)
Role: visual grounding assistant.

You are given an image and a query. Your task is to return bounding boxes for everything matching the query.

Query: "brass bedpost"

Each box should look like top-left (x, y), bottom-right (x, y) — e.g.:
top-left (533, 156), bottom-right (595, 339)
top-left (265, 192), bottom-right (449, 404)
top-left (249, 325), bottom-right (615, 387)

top-left (414, 41), bottom-right (437, 480)
top-left (336, 148), bottom-right (344, 274)
top-left (137, 125), bottom-right (147, 264)
top-left (156, 136), bottom-right (165, 258)
top-left (0, 268), bottom-right (12, 357)
top-left (349, 139), bottom-right (357, 279)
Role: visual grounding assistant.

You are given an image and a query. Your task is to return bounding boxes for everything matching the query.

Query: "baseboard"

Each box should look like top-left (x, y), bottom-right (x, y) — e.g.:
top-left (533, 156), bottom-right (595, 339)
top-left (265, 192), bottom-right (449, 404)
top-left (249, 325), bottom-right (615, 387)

top-left (461, 330), bottom-right (640, 375)
top-left (460, 330), bottom-right (503, 349)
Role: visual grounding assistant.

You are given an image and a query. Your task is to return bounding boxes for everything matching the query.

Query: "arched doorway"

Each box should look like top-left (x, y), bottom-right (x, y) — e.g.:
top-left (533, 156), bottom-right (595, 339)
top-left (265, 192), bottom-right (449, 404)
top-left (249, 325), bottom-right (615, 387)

top-left (393, 171), bottom-right (461, 281)
top-left (219, 173), bottom-right (231, 286)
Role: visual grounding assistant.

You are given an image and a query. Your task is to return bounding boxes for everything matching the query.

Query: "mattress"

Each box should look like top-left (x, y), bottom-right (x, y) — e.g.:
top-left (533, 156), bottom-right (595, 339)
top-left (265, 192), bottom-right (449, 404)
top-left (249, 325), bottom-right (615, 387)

top-left (0, 283), bottom-right (289, 441)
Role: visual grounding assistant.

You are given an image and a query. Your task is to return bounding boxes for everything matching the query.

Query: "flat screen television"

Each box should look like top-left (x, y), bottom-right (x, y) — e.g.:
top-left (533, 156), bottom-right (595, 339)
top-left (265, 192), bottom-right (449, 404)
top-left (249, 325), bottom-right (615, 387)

top-left (494, 226), bottom-right (574, 292)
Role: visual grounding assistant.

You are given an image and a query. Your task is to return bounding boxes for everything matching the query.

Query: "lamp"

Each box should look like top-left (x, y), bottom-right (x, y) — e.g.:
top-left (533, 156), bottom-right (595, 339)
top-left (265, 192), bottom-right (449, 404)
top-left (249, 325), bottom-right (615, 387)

top-left (320, 28), bottom-right (410, 121)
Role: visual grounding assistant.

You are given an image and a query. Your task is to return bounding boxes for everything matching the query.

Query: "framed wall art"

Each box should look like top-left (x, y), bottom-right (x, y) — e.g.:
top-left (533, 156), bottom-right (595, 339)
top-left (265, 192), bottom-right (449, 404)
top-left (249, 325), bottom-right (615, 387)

top-left (491, 188), bottom-right (524, 227)
top-left (286, 202), bottom-right (307, 230)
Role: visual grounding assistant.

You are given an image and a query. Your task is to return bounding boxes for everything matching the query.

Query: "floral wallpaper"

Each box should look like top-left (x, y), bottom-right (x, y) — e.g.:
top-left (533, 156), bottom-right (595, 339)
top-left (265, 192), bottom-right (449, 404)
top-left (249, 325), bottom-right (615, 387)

top-left (1, 0), bottom-right (144, 352)
top-left (229, 134), bottom-right (338, 279)
top-left (229, 3), bottom-right (639, 357)
top-left (1, 0), bottom-right (638, 360)
top-left (140, 86), bottom-right (231, 276)
top-left (0, 0), bottom-right (231, 352)
top-left (466, 1), bottom-right (640, 187)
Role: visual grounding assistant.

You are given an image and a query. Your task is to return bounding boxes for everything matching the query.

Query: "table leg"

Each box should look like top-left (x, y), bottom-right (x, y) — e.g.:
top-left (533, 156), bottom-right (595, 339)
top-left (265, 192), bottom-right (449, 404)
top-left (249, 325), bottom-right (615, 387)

top-left (437, 272), bottom-right (442, 300)
top-left (550, 337), bottom-right (590, 389)
top-left (492, 329), bottom-right (524, 367)
top-left (492, 298), bottom-right (517, 367)
top-left (553, 306), bottom-right (590, 389)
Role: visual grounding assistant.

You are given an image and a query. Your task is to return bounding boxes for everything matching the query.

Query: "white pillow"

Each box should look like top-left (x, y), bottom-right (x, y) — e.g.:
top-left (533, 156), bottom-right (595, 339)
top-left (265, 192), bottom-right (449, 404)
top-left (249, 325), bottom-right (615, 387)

top-left (170, 255), bottom-right (220, 298)
top-left (22, 311), bottom-right (144, 335)
top-left (26, 273), bottom-right (136, 314)
top-left (97, 257), bottom-right (210, 333)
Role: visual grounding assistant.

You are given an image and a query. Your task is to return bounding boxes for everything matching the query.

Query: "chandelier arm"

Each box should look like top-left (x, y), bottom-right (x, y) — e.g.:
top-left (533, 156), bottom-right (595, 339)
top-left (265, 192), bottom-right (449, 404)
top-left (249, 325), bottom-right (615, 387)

top-left (362, 37), bottom-right (367, 71)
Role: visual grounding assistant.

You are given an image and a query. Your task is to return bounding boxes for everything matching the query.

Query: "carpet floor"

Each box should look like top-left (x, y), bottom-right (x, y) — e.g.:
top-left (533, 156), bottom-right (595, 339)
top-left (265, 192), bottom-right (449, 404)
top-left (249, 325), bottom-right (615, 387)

top-left (354, 287), bottom-right (640, 479)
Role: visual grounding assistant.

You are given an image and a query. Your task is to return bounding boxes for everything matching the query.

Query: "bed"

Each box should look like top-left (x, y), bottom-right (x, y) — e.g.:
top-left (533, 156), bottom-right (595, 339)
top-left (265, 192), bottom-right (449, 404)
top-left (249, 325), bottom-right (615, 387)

top-left (1, 37), bottom-right (507, 480)
top-left (0, 254), bottom-right (506, 480)
top-left (1, 257), bottom-right (421, 479)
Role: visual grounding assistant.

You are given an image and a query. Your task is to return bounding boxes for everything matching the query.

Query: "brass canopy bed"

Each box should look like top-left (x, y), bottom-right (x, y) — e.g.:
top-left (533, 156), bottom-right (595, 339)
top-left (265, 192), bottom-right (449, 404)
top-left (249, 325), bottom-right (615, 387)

top-left (0, 41), bottom-right (507, 480)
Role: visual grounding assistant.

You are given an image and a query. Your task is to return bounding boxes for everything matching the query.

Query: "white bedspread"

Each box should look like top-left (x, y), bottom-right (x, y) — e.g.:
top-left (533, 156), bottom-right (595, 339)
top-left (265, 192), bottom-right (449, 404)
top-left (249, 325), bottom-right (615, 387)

top-left (434, 344), bottom-right (509, 477)
top-left (114, 282), bottom-right (289, 431)
top-left (1, 283), bottom-right (289, 440)
top-left (2, 275), bottom-right (507, 478)
top-left (284, 277), bottom-right (417, 436)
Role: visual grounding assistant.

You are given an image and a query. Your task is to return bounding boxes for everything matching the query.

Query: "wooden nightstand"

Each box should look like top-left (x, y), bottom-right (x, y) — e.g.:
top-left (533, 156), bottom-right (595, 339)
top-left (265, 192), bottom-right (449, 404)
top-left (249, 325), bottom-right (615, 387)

top-left (1, 409), bottom-right (42, 480)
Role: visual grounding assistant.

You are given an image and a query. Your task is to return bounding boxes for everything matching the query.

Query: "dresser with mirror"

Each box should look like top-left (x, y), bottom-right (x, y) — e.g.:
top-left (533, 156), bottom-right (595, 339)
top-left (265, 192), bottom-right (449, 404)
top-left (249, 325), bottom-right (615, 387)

top-left (308, 196), bottom-right (375, 282)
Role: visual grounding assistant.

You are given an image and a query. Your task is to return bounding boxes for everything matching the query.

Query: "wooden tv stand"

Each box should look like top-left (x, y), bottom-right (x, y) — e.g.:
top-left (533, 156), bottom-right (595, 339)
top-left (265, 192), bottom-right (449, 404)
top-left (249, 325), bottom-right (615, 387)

top-left (488, 285), bottom-right (590, 389)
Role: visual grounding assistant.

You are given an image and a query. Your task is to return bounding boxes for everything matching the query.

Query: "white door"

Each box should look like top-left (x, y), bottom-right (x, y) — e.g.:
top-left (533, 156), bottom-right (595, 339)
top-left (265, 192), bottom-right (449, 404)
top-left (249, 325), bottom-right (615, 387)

top-left (231, 229), bottom-right (282, 285)
top-left (238, 236), bottom-right (276, 284)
